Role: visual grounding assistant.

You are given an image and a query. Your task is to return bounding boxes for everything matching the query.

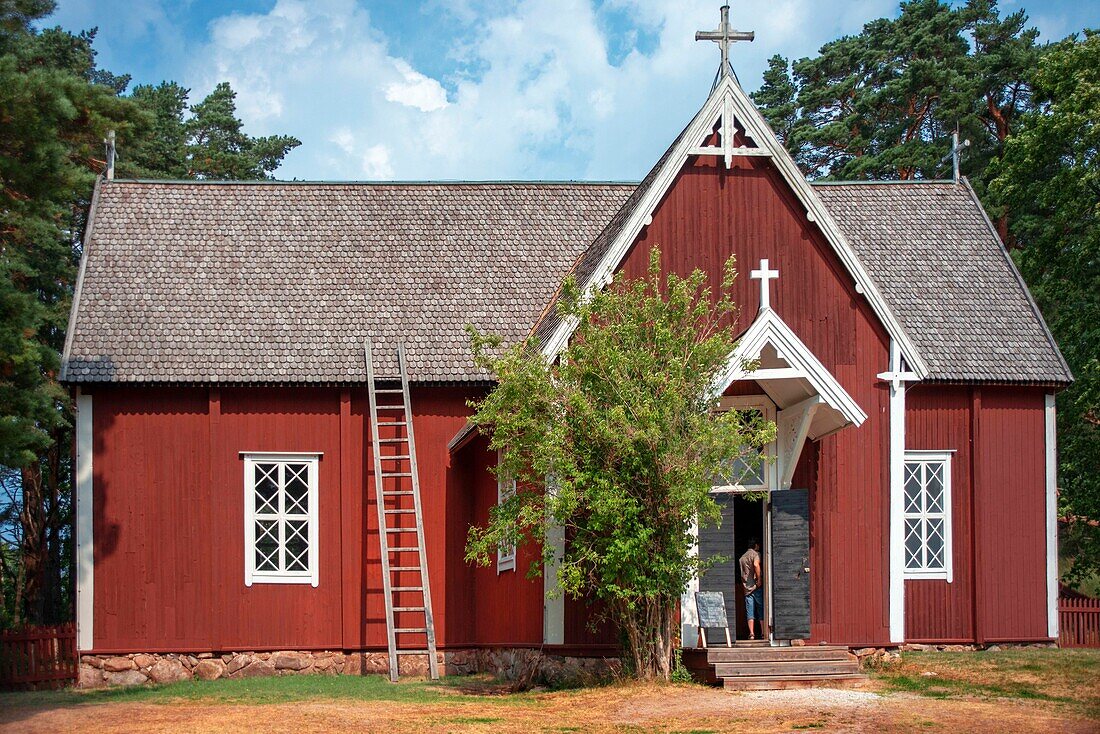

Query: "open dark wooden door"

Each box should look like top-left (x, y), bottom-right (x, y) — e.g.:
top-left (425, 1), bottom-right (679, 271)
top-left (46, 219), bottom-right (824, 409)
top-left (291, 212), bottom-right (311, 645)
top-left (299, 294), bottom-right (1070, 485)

top-left (697, 494), bottom-right (738, 638)
top-left (770, 489), bottom-right (810, 640)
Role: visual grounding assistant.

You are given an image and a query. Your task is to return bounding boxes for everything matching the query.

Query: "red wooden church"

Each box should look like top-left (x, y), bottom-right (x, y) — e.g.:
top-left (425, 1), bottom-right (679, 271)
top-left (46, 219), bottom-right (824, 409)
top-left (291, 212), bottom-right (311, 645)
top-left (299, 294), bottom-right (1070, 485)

top-left (62, 8), bottom-right (1070, 686)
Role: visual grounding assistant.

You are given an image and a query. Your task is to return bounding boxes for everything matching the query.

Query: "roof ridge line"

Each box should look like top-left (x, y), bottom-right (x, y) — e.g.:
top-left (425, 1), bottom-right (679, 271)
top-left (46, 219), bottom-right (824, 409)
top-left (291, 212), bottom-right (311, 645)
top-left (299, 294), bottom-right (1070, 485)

top-left (105, 179), bottom-right (642, 187)
top-left (811, 179), bottom-right (959, 186)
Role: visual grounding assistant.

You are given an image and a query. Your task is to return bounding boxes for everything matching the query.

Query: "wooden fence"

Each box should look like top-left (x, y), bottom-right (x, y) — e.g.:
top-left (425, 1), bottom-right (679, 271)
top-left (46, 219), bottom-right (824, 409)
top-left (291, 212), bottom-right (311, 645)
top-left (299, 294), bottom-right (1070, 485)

top-left (0, 623), bottom-right (77, 690)
top-left (1059, 596), bottom-right (1100, 648)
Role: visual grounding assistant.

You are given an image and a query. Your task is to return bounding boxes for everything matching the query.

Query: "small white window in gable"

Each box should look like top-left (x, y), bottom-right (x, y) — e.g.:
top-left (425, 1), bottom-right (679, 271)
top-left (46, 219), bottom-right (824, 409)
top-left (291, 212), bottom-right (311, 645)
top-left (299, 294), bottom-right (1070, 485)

top-left (712, 396), bottom-right (776, 492)
top-left (497, 450), bottom-right (517, 573)
top-left (243, 453), bottom-right (320, 587)
top-left (903, 451), bottom-right (953, 581)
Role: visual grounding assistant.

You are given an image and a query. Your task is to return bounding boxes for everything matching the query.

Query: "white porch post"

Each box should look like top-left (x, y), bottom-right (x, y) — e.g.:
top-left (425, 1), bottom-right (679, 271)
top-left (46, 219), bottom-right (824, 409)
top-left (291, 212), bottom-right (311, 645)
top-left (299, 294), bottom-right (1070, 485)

top-left (1045, 393), bottom-right (1059, 639)
top-left (681, 518), bottom-right (699, 648)
top-left (543, 476), bottom-right (565, 645)
top-left (75, 389), bottom-right (94, 651)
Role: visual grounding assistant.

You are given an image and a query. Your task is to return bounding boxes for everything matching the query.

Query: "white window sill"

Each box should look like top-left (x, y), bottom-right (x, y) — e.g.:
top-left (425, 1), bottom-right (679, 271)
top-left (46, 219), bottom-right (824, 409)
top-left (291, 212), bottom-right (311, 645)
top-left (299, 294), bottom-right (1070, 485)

top-left (247, 574), bottom-right (318, 587)
top-left (497, 559), bottom-right (516, 574)
top-left (904, 571), bottom-right (951, 582)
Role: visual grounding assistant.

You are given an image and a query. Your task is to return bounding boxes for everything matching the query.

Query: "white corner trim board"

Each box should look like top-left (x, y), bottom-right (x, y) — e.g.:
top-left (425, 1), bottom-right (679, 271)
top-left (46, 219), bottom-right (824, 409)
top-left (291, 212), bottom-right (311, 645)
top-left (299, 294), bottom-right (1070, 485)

top-left (1045, 393), bottom-right (1059, 639)
top-left (75, 389), bottom-right (94, 651)
top-left (879, 341), bottom-right (917, 644)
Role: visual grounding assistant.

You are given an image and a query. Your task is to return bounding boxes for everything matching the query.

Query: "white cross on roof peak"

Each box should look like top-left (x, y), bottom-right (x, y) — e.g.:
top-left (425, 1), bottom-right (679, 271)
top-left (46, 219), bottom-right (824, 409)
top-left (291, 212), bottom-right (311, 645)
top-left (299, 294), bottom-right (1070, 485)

top-left (750, 258), bottom-right (779, 311)
top-left (695, 3), bottom-right (754, 84)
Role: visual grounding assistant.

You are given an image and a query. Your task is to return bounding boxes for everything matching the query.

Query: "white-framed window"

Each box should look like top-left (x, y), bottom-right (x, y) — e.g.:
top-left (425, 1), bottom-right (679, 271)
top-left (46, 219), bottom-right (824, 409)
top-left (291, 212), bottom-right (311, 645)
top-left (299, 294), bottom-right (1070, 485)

top-left (243, 453), bottom-right (320, 587)
top-left (903, 450), bottom-right (953, 581)
top-left (712, 396), bottom-right (776, 492)
top-left (497, 450), bottom-right (516, 573)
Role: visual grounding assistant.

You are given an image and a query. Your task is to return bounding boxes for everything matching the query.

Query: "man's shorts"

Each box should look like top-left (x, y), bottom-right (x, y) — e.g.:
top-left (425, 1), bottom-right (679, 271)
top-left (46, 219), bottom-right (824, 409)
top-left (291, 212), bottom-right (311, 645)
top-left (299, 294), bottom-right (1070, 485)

top-left (745, 587), bottom-right (764, 621)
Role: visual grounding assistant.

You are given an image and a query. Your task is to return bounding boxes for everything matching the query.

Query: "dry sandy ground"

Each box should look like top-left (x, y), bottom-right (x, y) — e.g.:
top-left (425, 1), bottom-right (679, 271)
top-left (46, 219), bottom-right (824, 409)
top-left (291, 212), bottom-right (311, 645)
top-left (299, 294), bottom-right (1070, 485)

top-left (2, 683), bottom-right (1096, 734)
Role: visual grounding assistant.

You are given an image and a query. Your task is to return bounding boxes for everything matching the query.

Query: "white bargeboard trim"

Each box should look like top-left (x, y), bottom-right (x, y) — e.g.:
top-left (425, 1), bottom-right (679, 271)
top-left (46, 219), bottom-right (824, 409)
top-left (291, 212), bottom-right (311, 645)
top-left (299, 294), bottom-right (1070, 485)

top-left (1045, 393), bottom-right (1059, 639)
top-left (540, 75), bottom-right (927, 379)
top-left (75, 389), bottom-right (94, 651)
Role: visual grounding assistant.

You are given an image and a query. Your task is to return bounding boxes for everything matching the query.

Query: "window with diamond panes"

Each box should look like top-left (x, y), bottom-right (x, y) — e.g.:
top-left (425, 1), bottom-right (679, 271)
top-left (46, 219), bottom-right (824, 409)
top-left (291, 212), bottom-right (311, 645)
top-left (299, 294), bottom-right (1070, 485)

top-left (244, 455), bottom-right (319, 586)
top-left (496, 451), bottom-right (517, 573)
top-left (903, 452), bottom-right (952, 580)
top-left (712, 404), bottom-right (772, 491)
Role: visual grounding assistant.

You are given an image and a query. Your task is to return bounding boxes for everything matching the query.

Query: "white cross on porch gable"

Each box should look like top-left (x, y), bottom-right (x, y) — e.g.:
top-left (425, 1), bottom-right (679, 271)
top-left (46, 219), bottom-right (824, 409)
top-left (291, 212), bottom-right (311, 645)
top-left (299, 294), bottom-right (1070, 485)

top-left (750, 258), bottom-right (779, 311)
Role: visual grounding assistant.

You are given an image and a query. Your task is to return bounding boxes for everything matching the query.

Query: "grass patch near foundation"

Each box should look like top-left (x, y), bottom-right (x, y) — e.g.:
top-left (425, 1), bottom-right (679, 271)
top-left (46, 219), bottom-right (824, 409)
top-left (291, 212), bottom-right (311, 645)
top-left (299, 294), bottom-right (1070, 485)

top-left (0, 673), bottom-right (546, 709)
top-left (871, 648), bottom-right (1100, 717)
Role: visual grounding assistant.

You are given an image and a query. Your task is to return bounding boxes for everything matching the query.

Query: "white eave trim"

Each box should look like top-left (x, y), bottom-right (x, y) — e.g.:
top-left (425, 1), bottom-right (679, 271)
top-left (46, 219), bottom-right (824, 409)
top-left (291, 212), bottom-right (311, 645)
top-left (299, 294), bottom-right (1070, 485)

top-left (713, 307), bottom-right (868, 428)
top-left (540, 75), bottom-right (928, 379)
top-left (60, 177), bottom-right (104, 382)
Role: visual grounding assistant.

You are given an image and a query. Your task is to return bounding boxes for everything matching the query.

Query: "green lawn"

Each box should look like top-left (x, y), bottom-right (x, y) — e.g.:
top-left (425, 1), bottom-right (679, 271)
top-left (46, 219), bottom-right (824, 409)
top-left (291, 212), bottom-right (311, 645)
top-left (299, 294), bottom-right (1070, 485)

top-left (871, 648), bottom-right (1100, 718)
top-left (0, 673), bottom-right (546, 709)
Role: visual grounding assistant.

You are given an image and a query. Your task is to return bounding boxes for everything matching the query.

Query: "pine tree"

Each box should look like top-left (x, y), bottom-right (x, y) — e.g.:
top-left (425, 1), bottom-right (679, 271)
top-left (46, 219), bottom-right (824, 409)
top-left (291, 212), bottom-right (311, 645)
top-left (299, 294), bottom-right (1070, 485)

top-left (0, 1), bottom-right (139, 626)
top-left (751, 55), bottom-right (807, 166)
top-left (184, 82), bottom-right (300, 180)
top-left (754, 0), bottom-right (1042, 185)
top-left (990, 32), bottom-right (1100, 587)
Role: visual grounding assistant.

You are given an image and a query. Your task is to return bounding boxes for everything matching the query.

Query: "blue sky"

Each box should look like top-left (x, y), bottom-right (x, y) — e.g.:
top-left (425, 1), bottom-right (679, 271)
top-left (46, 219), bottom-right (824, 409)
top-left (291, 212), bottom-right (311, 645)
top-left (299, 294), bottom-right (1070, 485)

top-left (48, 0), bottom-right (1100, 181)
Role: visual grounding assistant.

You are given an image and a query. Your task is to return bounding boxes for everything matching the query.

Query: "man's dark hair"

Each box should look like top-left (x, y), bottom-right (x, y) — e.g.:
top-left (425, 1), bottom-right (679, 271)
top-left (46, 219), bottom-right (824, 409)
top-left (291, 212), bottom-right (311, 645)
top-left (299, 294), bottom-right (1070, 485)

top-left (747, 536), bottom-right (759, 548)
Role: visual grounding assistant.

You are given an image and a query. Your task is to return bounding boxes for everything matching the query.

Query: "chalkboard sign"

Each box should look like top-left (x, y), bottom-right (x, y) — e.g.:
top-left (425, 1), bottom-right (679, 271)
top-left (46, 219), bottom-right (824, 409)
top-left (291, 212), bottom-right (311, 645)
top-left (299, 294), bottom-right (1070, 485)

top-left (695, 591), bottom-right (729, 630)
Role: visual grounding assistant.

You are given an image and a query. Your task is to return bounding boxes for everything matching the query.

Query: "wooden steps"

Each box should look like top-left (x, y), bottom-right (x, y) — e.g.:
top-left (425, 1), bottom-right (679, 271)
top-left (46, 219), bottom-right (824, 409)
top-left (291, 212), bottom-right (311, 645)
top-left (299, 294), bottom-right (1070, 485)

top-left (682, 643), bottom-right (866, 690)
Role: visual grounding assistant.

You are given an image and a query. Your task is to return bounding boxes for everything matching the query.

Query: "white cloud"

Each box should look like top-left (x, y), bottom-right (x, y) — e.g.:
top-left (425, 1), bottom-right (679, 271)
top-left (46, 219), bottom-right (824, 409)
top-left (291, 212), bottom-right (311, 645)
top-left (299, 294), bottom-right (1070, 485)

top-left (183, 0), bottom-right (921, 181)
top-left (385, 60), bottom-right (450, 111)
top-left (361, 145), bottom-right (394, 178)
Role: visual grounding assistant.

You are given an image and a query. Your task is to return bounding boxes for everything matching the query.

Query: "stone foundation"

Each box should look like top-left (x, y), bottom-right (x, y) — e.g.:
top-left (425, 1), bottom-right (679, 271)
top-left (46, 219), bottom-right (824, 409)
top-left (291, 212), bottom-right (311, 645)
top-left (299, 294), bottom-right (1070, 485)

top-left (78, 648), bottom-right (620, 688)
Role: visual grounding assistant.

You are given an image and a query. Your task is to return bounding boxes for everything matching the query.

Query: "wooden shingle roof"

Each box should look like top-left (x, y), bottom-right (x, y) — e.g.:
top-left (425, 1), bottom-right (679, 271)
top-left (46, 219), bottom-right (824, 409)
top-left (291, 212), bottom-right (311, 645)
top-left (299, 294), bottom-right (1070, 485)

top-left (62, 178), bottom-right (1070, 385)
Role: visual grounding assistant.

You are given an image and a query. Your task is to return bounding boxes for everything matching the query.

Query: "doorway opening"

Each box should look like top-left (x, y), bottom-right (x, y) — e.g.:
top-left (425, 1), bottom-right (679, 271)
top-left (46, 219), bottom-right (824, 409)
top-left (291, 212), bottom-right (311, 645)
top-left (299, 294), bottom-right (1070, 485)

top-left (732, 494), bottom-right (767, 642)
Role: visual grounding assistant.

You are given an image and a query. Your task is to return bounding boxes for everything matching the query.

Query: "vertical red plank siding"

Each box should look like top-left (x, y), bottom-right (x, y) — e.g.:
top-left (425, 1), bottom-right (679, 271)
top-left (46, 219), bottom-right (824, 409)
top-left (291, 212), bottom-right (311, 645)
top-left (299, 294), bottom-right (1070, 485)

top-left (89, 383), bottom-right (477, 653)
top-left (92, 387), bottom-right (211, 651)
top-left (904, 385), bottom-right (974, 642)
top-left (447, 435), bottom-right (544, 646)
top-left (619, 156), bottom-right (892, 645)
top-left (975, 388), bottom-right (1050, 641)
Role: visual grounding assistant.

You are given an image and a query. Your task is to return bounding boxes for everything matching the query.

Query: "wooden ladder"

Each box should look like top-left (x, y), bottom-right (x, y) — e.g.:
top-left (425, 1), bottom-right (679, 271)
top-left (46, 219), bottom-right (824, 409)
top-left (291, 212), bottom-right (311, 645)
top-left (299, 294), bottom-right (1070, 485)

top-left (365, 339), bottom-right (439, 682)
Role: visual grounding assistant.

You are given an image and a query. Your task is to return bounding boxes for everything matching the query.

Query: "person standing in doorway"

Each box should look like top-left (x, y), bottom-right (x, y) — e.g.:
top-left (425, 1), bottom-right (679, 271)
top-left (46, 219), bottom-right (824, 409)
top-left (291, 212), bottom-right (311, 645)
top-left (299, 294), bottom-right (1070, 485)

top-left (739, 537), bottom-right (764, 640)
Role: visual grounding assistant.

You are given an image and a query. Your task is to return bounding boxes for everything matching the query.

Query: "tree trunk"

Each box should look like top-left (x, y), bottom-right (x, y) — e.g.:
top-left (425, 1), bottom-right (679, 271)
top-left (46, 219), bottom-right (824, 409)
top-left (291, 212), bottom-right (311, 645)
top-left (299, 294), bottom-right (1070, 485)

top-left (617, 597), bottom-right (678, 680)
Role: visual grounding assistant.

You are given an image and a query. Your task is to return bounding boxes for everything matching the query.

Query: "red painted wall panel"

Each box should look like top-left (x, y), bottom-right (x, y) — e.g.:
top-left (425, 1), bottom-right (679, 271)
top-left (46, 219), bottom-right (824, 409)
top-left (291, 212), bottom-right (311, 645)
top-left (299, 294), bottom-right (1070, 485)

top-left (448, 435), bottom-right (544, 646)
top-left (974, 388), bottom-right (1050, 642)
top-left (619, 155), bottom-right (893, 645)
top-left (904, 385), bottom-right (975, 642)
top-left (89, 384), bottom-right (479, 653)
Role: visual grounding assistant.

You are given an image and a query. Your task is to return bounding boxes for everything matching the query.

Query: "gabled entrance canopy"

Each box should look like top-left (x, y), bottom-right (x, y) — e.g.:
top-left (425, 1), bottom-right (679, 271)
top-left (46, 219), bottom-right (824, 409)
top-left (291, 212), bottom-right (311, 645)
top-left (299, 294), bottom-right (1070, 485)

top-left (712, 262), bottom-right (867, 489)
